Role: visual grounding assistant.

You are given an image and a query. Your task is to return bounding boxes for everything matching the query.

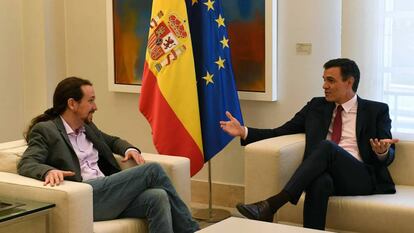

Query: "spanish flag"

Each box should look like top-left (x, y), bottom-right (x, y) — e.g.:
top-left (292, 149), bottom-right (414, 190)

top-left (139, 0), bottom-right (204, 176)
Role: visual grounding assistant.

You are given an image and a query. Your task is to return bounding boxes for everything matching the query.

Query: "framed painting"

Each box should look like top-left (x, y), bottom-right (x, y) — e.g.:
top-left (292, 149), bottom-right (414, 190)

top-left (107, 0), bottom-right (277, 101)
top-left (222, 0), bottom-right (277, 101)
top-left (106, 0), bottom-right (151, 93)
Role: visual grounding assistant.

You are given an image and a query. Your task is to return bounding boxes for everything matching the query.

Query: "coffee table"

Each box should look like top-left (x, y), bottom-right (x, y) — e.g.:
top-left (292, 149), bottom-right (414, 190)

top-left (197, 217), bottom-right (327, 233)
top-left (0, 197), bottom-right (55, 233)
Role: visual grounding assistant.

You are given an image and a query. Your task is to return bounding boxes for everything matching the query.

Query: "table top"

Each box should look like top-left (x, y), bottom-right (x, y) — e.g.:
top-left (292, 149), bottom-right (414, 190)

top-left (0, 197), bottom-right (55, 223)
top-left (197, 217), bottom-right (327, 233)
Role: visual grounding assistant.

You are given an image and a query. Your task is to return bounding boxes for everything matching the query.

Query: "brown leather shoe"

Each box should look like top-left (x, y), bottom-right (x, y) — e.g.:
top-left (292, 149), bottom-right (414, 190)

top-left (236, 200), bottom-right (274, 222)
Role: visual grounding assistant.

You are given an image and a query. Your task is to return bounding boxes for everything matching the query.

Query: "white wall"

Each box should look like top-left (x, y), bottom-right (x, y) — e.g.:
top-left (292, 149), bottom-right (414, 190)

top-left (342, 0), bottom-right (383, 100)
top-left (22, 0), bottom-right (67, 125)
top-left (0, 0), bottom-right (25, 142)
top-left (0, 0), bottom-right (67, 142)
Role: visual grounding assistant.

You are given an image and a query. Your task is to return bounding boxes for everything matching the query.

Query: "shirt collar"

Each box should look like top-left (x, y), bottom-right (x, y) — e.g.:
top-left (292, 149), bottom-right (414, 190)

top-left (60, 116), bottom-right (85, 135)
top-left (337, 94), bottom-right (357, 113)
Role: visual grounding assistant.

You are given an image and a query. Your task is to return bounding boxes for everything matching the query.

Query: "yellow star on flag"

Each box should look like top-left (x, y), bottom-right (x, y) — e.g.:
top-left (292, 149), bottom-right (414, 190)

top-left (220, 36), bottom-right (229, 48)
top-left (215, 56), bottom-right (226, 70)
top-left (215, 14), bottom-right (225, 28)
top-left (204, 0), bottom-right (215, 11)
top-left (192, 0), bottom-right (198, 5)
top-left (202, 71), bottom-right (214, 85)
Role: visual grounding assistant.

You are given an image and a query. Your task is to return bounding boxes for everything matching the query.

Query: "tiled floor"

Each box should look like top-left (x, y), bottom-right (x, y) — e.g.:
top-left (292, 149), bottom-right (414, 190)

top-left (191, 202), bottom-right (244, 229)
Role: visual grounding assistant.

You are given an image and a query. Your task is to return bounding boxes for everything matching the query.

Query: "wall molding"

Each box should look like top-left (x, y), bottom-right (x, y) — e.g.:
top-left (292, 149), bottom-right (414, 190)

top-left (191, 179), bottom-right (244, 207)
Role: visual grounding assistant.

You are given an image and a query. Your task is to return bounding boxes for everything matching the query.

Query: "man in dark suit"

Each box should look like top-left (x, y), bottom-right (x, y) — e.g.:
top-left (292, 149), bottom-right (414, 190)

top-left (18, 77), bottom-right (198, 233)
top-left (220, 58), bottom-right (399, 230)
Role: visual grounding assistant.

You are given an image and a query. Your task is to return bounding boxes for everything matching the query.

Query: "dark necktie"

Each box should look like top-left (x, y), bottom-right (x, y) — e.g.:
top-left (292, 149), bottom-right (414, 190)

top-left (331, 105), bottom-right (343, 144)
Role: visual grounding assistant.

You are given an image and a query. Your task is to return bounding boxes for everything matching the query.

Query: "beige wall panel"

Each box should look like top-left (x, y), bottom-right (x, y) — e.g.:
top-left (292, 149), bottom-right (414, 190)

top-left (0, 0), bottom-right (24, 142)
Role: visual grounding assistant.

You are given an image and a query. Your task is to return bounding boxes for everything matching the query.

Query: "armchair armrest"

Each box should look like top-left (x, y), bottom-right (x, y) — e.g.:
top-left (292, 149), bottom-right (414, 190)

top-left (114, 153), bottom-right (191, 206)
top-left (244, 134), bottom-right (305, 203)
top-left (0, 172), bottom-right (93, 233)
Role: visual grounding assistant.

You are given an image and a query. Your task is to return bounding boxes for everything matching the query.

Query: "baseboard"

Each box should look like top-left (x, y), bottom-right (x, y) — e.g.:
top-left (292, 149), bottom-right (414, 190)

top-left (191, 179), bottom-right (244, 207)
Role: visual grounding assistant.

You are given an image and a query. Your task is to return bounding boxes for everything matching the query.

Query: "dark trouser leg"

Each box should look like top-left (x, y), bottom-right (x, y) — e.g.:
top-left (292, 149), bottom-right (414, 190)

top-left (303, 173), bottom-right (333, 230)
top-left (283, 140), bottom-right (373, 230)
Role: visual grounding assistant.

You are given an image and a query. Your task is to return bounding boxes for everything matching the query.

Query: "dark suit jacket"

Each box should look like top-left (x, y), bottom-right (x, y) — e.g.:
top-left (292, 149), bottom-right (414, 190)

top-left (17, 117), bottom-right (138, 182)
top-left (242, 96), bottom-right (396, 194)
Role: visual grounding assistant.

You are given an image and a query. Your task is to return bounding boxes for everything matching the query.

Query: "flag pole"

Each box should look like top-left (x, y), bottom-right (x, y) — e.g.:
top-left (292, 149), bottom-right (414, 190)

top-left (192, 160), bottom-right (231, 222)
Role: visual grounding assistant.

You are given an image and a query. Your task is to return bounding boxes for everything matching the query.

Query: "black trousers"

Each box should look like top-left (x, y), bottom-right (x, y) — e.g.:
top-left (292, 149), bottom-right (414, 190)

top-left (283, 140), bottom-right (374, 230)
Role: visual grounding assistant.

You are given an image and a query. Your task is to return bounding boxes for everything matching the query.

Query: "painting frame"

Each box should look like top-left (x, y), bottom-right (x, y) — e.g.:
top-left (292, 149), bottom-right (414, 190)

top-left (106, 0), bottom-right (277, 101)
top-left (106, 0), bottom-right (143, 93)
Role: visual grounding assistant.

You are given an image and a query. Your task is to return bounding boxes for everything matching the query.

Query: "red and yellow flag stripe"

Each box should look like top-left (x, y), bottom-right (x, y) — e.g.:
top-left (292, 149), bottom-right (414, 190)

top-left (139, 0), bottom-right (204, 175)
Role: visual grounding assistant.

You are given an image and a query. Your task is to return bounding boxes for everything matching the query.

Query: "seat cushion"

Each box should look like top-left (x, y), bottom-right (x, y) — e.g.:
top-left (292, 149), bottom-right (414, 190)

top-left (93, 218), bottom-right (148, 233)
top-left (278, 185), bottom-right (414, 233)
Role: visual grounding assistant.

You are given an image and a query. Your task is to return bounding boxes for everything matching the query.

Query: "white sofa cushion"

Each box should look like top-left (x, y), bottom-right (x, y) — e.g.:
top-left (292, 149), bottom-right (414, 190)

top-left (279, 185), bottom-right (414, 233)
top-left (0, 151), bottom-right (20, 173)
top-left (94, 218), bottom-right (148, 233)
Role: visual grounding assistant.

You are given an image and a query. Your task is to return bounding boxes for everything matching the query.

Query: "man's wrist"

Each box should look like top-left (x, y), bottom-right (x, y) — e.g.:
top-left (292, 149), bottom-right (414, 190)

top-left (242, 126), bottom-right (248, 140)
top-left (376, 148), bottom-right (389, 160)
top-left (125, 148), bottom-right (140, 156)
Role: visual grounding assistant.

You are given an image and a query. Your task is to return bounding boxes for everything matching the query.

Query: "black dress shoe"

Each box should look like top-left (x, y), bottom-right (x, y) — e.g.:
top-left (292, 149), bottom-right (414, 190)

top-left (236, 200), bottom-right (274, 222)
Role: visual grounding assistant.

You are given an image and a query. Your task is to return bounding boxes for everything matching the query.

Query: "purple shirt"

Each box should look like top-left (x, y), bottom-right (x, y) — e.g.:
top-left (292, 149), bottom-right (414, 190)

top-left (61, 117), bottom-right (105, 181)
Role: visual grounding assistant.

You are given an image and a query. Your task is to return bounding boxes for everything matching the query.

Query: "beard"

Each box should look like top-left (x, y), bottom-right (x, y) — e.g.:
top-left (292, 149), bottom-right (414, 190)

top-left (83, 111), bottom-right (94, 124)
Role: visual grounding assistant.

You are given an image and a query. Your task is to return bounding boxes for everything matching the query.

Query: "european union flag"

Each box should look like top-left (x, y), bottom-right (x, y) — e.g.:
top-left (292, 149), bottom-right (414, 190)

top-left (186, 0), bottom-right (244, 162)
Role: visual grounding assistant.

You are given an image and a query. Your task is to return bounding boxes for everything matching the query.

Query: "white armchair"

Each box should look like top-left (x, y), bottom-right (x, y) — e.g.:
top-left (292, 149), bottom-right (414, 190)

top-left (244, 134), bottom-right (414, 233)
top-left (0, 140), bottom-right (191, 233)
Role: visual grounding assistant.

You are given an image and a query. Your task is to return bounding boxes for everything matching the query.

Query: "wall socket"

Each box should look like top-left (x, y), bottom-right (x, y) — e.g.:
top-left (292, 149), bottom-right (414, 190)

top-left (296, 43), bottom-right (312, 55)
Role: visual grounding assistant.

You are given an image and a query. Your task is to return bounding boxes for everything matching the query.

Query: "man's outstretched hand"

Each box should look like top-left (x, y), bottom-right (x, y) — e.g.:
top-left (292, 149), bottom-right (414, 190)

top-left (220, 111), bottom-right (246, 138)
top-left (370, 138), bottom-right (399, 155)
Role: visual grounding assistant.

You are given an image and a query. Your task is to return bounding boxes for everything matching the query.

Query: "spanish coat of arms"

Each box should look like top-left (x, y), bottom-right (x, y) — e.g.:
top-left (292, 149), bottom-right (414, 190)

top-left (147, 11), bottom-right (188, 72)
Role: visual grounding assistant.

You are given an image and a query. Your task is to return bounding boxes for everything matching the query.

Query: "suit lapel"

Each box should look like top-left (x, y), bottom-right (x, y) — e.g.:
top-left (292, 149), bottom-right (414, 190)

top-left (53, 117), bottom-right (84, 179)
top-left (85, 124), bottom-right (104, 156)
top-left (356, 96), bottom-right (371, 162)
top-left (84, 124), bottom-right (119, 169)
top-left (84, 125), bottom-right (99, 149)
top-left (84, 125), bottom-right (106, 156)
top-left (356, 96), bottom-right (366, 141)
top-left (53, 117), bottom-right (77, 155)
top-left (322, 101), bottom-right (335, 138)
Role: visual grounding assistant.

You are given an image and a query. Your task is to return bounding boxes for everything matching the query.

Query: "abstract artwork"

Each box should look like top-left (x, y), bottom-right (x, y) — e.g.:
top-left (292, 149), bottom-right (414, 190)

top-left (112, 0), bottom-right (151, 86)
top-left (107, 0), bottom-right (277, 100)
top-left (222, 0), bottom-right (265, 92)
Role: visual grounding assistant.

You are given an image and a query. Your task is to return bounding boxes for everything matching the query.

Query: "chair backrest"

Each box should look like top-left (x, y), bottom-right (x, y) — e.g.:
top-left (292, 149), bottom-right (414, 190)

top-left (0, 140), bottom-right (27, 173)
top-left (0, 139), bottom-right (27, 152)
top-left (388, 140), bottom-right (414, 186)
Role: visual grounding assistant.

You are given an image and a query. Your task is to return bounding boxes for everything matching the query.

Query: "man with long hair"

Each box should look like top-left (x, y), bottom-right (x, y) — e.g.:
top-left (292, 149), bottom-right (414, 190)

top-left (18, 77), bottom-right (198, 233)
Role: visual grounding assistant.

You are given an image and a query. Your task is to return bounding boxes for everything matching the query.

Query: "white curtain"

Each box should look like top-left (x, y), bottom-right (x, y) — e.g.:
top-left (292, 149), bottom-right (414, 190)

top-left (342, 0), bottom-right (414, 140)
